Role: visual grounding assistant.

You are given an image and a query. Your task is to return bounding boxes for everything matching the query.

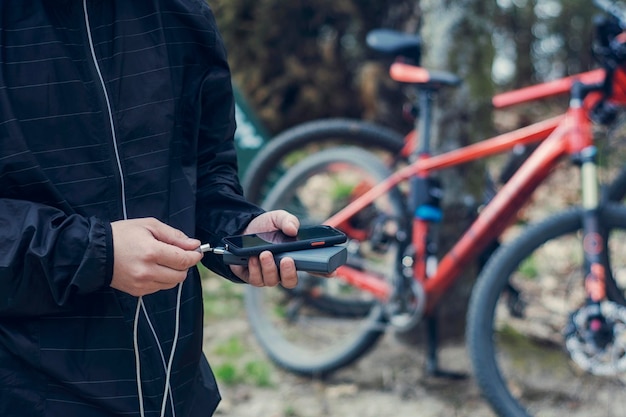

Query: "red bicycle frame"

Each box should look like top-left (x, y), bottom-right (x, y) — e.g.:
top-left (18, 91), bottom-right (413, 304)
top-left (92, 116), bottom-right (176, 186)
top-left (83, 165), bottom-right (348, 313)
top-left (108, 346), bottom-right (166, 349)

top-left (324, 65), bottom-right (626, 312)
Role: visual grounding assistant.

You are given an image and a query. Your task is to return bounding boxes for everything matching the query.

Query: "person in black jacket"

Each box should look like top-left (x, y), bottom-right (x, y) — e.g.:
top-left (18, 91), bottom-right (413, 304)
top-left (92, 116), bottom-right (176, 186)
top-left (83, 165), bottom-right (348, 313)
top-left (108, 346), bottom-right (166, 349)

top-left (0, 1), bottom-right (300, 416)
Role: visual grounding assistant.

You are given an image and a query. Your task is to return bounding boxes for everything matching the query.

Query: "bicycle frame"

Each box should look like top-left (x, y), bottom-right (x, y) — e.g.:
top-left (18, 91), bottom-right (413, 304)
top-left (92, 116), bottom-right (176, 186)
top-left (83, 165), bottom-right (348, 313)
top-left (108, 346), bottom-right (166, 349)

top-left (324, 66), bottom-right (626, 312)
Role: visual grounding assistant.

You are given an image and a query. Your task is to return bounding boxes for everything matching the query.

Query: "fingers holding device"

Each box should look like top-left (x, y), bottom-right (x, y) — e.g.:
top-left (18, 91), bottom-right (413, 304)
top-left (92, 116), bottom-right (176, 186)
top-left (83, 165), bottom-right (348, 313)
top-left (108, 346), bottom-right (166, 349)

top-left (197, 225), bottom-right (348, 275)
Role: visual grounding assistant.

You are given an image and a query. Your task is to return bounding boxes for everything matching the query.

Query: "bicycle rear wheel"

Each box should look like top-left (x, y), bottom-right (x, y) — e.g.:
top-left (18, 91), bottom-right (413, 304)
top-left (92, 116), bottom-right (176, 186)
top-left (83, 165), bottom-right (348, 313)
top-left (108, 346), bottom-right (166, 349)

top-left (241, 118), bottom-right (406, 204)
top-left (244, 147), bottom-right (406, 376)
top-left (467, 204), bottom-right (626, 417)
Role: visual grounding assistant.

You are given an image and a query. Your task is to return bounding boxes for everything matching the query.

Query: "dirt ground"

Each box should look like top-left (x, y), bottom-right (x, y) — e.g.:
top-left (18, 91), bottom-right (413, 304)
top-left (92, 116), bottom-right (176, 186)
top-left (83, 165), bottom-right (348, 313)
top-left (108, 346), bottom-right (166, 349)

top-left (203, 305), bottom-right (497, 417)
top-left (212, 340), bottom-right (494, 417)
top-left (201, 283), bottom-right (626, 417)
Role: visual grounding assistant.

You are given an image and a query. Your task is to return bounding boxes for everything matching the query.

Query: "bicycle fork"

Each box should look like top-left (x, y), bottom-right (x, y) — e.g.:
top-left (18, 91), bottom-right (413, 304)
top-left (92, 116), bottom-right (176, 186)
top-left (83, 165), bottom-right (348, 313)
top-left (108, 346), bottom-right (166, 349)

top-left (564, 132), bottom-right (626, 376)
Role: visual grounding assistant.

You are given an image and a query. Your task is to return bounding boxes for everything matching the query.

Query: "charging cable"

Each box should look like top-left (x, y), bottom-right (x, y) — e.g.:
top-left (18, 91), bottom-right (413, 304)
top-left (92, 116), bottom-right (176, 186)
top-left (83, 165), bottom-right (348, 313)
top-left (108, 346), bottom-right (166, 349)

top-left (133, 243), bottom-right (222, 417)
top-left (134, 282), bottom-right (184, 417)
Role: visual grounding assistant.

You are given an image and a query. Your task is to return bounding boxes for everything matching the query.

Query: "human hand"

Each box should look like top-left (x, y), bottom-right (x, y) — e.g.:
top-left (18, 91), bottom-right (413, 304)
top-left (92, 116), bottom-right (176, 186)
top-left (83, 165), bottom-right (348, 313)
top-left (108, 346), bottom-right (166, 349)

top-left (110, 218), bottom-right (203, 296)
top-left (229, 210), bottom-right (300, 288)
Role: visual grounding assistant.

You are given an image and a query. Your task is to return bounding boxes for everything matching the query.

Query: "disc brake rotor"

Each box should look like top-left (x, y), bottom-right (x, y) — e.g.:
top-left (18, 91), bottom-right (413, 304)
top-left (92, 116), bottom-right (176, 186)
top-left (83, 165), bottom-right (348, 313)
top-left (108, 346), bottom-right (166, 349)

top-left (565, 301), bottom-right (626, 377)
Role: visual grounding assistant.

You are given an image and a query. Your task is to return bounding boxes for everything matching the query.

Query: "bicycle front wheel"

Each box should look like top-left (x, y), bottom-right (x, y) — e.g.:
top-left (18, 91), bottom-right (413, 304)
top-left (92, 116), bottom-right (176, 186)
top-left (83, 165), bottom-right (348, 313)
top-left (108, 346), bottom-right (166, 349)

top-left (241, 118), bottom-right (406, 204)
top-left (245, 147), bottom-right (406, 376)
top-left (467, 204), bottom-right (626, 417)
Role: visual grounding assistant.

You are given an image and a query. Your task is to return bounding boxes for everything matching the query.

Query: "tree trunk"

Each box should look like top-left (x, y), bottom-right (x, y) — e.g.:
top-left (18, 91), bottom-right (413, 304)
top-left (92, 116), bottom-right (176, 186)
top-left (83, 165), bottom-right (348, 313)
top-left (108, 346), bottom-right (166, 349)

top-left (395, 0), bottom-right (496, 346)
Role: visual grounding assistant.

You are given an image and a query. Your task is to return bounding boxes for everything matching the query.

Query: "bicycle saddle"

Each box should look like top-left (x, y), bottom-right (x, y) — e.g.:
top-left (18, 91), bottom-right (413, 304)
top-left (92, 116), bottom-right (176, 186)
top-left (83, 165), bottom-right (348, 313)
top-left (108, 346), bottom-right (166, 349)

top-left (390, 62), bottom-right (462, 89)
top-left (366, 29), bottom-right (422, 64)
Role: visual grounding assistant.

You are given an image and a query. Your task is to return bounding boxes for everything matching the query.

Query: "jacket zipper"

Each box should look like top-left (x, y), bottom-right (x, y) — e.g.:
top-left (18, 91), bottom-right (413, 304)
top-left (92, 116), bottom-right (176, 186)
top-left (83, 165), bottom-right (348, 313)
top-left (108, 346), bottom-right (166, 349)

top-left (82, 0), bottom-right (128, 220)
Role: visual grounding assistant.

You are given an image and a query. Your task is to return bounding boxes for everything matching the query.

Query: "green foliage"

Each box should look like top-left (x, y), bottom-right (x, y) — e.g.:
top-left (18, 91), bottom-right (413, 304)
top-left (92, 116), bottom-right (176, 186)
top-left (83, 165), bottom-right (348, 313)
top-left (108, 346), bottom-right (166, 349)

top-left (214, 359), bottom-right (273, 387)
top-left (213, 363), bottom-right (240, 385)
top-left (519, 256), bottom-right (538, 280)
top-left (243, 360), bottom-right (273, 387)
top-left (213, 336), bottom-right (246, 357)
top-left (201, 268), bottom-right (244, 321)
top-left (283, 405), bottom-right (300, 417)
top-left (200, 266), bottom-right (276, 387)
top-left (212, 338), bottom-right (275, 387)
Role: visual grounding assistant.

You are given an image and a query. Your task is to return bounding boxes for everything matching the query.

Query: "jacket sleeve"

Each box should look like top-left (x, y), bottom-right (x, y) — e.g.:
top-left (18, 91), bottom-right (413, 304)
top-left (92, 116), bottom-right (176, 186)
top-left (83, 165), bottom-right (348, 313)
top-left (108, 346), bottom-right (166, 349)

top-left (193, 9), bottom-right (264, 281)
top-left (0, 198), bottom-right (113, 317)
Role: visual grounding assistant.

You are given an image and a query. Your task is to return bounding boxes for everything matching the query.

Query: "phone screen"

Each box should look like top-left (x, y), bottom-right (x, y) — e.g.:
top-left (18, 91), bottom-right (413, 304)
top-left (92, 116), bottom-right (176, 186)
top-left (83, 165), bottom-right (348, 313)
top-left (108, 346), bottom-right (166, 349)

top-left (223, 225), bottom-right (346, 255)
top-left (231, 229), bottom-right (297, 249)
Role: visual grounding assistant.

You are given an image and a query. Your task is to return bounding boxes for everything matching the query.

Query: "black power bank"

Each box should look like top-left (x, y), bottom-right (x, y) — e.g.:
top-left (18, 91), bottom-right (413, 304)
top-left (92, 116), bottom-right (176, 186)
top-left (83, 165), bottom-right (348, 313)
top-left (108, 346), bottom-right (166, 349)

top-left (222, 245), bottom-right (347, 274)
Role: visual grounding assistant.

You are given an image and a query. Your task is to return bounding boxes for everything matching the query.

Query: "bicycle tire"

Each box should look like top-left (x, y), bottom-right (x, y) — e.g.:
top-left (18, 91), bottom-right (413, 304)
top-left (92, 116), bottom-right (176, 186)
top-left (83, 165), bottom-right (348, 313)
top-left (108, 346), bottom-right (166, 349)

top-left (241, 118), bottom-right (406, 204)
top-left (467, 204), bottom-right (626, 417)
top-left (244, 147), bottom-right (406, 376)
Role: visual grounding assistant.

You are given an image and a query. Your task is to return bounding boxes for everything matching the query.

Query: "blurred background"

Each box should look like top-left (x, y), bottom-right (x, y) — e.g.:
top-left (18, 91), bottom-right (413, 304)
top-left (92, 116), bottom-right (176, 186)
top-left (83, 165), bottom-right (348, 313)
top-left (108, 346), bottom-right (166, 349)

top-left (201, 2), bottom-right (611, 415)
top-left (212, 0), bottom-right (595, 135)
top-left (210, 0), bottom-right (602, 340)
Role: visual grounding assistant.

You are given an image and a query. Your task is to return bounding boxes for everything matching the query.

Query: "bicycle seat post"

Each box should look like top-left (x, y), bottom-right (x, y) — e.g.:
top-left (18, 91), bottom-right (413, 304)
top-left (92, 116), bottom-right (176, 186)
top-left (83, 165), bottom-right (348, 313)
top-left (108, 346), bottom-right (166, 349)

top-left (414, 88), bottom-right (435, 159)
top-left (408, 87), bottom-right (437, 214)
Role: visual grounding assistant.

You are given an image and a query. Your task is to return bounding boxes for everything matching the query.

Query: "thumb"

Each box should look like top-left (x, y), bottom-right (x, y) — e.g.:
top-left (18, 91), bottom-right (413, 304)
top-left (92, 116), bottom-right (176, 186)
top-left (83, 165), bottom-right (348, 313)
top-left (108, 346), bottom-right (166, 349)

top-left (272, 210), bottom-right (299, 236)
top-left (246, 210), bottom-right (299, 236)
top-left (145, 218), bottom-right (200, 250)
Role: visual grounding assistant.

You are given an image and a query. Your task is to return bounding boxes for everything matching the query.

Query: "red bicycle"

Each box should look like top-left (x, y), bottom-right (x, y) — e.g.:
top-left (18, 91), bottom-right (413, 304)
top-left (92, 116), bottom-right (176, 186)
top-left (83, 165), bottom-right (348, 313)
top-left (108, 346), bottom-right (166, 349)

top-left (245, 1), bottom-right (626, 415)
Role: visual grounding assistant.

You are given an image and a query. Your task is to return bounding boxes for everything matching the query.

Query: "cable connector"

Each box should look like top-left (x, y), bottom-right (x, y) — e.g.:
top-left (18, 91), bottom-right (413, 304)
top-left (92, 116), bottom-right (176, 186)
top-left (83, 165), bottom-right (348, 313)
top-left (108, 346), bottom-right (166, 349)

top-left (196, 243), bottom-right (226, 255)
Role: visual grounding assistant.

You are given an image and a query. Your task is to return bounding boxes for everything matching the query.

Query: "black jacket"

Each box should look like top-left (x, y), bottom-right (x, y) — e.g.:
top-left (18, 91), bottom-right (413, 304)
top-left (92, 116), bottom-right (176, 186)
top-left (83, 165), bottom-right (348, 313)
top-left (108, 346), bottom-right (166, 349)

top-left (0, 1), bottom-right (263, 416)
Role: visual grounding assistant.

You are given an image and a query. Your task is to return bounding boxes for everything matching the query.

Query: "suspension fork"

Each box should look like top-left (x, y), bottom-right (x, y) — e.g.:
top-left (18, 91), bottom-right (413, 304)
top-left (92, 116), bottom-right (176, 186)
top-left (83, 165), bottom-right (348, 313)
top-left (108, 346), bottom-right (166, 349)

top-left (571, 79), bottom-right (619, 349)
top-left (577, 144), bottom-right (618, 350)
top-left (579, 147), bottom-right (605, 300)
top-left (579, 147), bottom-right (610, 301)
top-left (577, 142), bottom-right (625, 307)
top-left (571, 79), bottom-right (610, 309)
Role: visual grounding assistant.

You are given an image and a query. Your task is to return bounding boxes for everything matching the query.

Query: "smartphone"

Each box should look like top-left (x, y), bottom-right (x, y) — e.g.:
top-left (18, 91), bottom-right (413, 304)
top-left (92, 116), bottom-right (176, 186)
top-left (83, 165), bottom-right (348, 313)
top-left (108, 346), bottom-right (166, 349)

top-left (222, 225), bottom-right (346, 256)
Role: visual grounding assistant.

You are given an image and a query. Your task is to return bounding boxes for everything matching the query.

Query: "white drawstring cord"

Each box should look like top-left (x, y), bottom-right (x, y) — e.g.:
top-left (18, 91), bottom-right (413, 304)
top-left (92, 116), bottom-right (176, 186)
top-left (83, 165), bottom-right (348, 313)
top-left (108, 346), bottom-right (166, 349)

top-left (140, 301), bottom-right (175, 417)
top-left (133, 282), bottom-right (183, 417)
top-left (160, 283), bottom-right (183, 416)
top-left (133, 298), bottom-right (146, 417)
top-left (82, 0), bottom-right (127, 219)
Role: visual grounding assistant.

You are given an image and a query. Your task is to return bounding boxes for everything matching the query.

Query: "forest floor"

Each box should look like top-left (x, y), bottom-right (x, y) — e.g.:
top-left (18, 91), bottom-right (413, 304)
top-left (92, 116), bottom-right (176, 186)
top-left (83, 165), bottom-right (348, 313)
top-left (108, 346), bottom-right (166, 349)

top-left (203, 301), bottom-right (495, 417)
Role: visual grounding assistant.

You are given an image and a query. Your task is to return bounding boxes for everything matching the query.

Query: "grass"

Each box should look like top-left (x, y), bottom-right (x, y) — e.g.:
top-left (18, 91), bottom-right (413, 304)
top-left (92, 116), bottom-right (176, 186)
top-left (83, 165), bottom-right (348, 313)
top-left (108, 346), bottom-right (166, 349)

top-left (200, 264), bottom-right (277, 388)
top-left (212, 359), bottom-right (273, 387)
top-left (518, 255), bottom-right (538, 280)
top-left (199, 264), bottom-right (245, 321)
top-left (212, 336), bottom-right (274, 387)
